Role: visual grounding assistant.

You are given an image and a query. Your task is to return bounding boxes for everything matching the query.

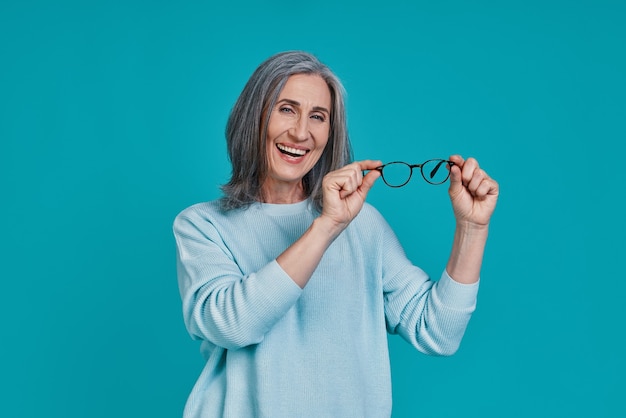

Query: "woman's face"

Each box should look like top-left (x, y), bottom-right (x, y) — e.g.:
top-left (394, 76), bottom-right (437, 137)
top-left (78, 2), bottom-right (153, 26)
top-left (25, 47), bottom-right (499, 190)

top-left (263, 73), bottom-right (331, 201)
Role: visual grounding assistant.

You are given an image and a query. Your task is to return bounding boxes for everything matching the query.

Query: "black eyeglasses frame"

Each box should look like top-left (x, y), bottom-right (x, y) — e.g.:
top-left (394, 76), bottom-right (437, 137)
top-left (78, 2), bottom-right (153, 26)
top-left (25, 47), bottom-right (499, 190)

top-left (375, 159), bottom-right (455, 187)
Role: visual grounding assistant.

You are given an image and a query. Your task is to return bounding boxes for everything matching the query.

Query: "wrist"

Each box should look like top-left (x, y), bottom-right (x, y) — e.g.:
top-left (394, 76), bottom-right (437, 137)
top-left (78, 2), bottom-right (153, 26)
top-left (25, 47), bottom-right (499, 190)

top-left (313, 215), bottom-right (346, 242)
top-left (455, 220), bottom-right (490, 236)
top-left (446, 221), bottom-right (489, 284)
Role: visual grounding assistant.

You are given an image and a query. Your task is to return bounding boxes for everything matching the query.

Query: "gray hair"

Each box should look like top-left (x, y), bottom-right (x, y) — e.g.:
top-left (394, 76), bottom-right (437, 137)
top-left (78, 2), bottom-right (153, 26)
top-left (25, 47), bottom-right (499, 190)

top-left (220, 50), bottom-right (352, 211)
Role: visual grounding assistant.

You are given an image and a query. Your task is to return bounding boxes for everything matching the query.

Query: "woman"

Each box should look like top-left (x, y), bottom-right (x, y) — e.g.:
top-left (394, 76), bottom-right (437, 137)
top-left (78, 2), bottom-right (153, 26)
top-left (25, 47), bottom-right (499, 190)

top-left (174, 51), bottom-right (499, 417)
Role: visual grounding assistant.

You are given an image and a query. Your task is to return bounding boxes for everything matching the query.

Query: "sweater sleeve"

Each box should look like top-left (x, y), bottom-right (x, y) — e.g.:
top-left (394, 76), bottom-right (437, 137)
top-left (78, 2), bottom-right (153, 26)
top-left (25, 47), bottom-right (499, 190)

top-left (381, 218), bottom-right (479, 356)
top-left (173, 210), bottom-right (302, 350)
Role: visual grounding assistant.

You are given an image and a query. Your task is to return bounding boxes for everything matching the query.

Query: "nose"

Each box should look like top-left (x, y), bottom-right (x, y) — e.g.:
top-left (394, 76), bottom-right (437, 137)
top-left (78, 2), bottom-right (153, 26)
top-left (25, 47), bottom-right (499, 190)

top-left (289, 116), bottom-right (310, 142)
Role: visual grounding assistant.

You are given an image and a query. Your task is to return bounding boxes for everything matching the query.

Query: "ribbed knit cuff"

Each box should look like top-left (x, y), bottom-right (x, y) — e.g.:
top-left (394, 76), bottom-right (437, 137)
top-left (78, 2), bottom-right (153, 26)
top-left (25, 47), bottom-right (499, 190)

top-left (255, 260), bottom-right (303, 315)
top-left (433, 270), bottom-right (479, 311)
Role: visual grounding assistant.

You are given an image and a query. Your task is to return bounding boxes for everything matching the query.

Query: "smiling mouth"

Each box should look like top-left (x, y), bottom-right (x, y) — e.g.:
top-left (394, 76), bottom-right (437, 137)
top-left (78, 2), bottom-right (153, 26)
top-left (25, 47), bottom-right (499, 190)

top-left (276, 144), bottom-right (308, 158)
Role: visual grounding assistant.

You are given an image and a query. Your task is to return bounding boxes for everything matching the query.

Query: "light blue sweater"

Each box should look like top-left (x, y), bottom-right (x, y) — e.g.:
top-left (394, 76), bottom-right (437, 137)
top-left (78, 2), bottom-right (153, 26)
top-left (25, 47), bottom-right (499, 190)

top-left (174, 199), bottom-right (479, 417)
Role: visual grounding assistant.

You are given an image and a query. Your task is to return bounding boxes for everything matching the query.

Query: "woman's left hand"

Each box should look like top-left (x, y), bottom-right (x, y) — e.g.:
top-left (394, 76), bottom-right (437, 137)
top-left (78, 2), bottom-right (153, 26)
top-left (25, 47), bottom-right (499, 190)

top-left (447, 155), bottom-right (499, 227)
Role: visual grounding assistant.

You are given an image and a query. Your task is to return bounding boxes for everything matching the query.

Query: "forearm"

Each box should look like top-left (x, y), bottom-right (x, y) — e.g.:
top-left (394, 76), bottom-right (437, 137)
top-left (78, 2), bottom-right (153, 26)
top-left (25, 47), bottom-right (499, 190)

top-left (174, 212), bottom-right (305, 349)
top-left (182, 260), bottom-right (302, 348)
top-left (446, 221), bottom-right (489, 284)
top-left (276, 215), bottom-right (344, 288)
top-left (277, 161), bottom-right (382, 288)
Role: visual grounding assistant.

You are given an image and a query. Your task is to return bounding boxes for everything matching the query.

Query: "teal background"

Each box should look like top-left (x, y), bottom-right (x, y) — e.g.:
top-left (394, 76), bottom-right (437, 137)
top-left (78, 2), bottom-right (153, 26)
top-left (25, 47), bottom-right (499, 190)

top-left (1, 0), bottom-right (624, 417)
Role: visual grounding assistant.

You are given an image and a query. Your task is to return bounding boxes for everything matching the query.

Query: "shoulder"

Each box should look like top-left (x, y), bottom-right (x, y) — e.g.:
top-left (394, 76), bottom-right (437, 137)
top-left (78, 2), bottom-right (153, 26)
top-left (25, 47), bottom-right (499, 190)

top-left (349, 202), bottom-right (393, 237)
top-left (173, 199), bottom-right (265, 237)
top-left (174, 200), bottom-right (222, 226)
top-left (173, 199), bottom-right (239, 237)
top-left (356, 202), bottom-right (387, 225)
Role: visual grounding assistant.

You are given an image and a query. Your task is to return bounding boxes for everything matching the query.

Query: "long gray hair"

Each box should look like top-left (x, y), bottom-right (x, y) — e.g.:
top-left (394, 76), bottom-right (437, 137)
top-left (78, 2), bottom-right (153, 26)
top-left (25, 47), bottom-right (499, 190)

top-left (220, 51), bottom-right (352, 211)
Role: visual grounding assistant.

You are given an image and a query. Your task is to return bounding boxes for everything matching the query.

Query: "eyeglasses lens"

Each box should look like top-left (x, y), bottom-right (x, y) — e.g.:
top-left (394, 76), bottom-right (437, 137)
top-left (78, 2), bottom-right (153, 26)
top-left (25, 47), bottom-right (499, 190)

top-left (382, 162), bottom-right (412, 187)
top-left (422, 159), bottom-right (450, 184)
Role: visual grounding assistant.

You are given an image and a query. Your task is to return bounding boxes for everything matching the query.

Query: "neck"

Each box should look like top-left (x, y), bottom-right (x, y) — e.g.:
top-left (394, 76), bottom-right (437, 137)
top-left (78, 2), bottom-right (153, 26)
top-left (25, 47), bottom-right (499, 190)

top-left (261, 180), bottom-right (307, 204)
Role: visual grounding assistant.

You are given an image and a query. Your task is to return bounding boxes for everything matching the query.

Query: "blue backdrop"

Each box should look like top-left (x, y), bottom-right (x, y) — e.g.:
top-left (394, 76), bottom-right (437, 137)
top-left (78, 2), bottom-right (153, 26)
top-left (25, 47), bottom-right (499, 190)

top-left (2, 1), bottom-right (624, 417)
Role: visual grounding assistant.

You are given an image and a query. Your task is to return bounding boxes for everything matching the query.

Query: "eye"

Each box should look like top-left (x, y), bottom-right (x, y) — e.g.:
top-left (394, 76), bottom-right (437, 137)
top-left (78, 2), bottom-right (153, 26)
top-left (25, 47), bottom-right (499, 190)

top-left (279, 106), bottom-right (295, 114)
top-left (310, 113), bottom-right (326, 122)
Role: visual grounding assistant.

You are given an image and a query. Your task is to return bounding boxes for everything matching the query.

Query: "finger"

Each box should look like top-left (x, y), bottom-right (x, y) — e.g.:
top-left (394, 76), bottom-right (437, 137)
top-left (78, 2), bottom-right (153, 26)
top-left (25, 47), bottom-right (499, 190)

top-left (448, 159), bottom-right (464, 193)
top-left (478, 177), bottom-right (499, 197)
top-left (357, 160), bottom-right (382, 189)
top-left (466, 168), bottom-right (487, 194)
top-left (474, 179), bottom-right (494, 198)
top-left (447, 155), bottom-right (464, 184)
top-left (359, 167), bottom-right (381, 194)
top-left (460, 157), bottom-right (480, 187)
top-left (335, 163), bottom-right (363, 198)
top-left (327, 160), bottom-right (382, 199)
top-left (448, 154), bottom-right (465, 168)
top-left (353, 159), bottom-right (382, 172)
top-left (338, 177), bottom-right (358, 199)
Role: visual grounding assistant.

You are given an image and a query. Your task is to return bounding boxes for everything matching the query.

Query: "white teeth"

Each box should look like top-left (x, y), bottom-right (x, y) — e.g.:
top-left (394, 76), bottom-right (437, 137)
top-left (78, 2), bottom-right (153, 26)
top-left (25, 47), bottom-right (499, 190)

top-left (277, 144), bottom-right (307, 156)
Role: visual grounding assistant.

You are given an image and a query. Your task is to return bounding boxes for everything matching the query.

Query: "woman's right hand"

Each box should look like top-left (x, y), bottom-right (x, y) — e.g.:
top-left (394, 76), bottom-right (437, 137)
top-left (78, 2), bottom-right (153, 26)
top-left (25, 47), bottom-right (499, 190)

top-left (277, 160), bottom-right (382, 289)
top-left (319, 160), bottom-right (382, 235)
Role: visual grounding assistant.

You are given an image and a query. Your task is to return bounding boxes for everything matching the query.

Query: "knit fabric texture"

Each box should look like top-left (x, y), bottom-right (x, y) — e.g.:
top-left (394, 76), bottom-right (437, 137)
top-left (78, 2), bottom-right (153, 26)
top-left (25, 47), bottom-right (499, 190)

top-left (174, 199), bottom-right (479, 418)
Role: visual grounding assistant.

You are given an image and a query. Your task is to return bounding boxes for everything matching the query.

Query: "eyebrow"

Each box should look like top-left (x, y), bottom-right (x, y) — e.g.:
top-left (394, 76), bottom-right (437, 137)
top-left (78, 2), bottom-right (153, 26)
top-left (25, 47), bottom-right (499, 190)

top-left (277, 98), bottom-right (330, 115)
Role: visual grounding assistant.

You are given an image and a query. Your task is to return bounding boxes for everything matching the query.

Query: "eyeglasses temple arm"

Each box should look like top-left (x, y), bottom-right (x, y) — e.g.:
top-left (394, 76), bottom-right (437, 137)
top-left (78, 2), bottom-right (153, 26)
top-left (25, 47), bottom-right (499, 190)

top-left (428, 160), bottom-right (444, 179)
top-left (428, 160), bottom-right (455, 178)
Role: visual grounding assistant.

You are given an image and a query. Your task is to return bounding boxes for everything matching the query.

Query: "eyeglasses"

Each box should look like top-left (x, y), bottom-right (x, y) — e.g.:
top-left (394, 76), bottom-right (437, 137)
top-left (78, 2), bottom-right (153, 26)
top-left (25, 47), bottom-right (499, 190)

top-left (375, 159), bottom-right (455, 187)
